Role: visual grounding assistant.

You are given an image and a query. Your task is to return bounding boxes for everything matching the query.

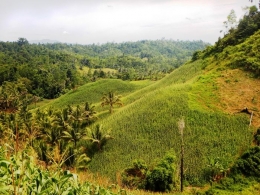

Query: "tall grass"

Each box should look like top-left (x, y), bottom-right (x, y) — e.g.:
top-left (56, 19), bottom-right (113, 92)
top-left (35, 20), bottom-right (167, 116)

top-left (87, 62), bottom-right (252, 184)
top-left (37, 79), bottom-right (153, 111)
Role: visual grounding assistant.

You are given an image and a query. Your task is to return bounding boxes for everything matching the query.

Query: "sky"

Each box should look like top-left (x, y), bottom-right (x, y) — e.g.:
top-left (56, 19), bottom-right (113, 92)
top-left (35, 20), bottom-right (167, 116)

top-left (0, 0), bottom-right (257, 45)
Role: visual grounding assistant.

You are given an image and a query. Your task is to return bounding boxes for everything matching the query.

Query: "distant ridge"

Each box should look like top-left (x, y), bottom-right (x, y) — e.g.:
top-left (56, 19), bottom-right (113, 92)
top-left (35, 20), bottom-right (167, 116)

top-left (30, 39), bottom-right (61, 44)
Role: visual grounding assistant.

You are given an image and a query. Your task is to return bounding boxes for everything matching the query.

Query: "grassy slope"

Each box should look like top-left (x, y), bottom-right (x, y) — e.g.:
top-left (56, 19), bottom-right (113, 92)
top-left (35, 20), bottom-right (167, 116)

top-left (37, 79), bottom-right (154, 111)
top-left (87, 60), bottom-right (252, 184)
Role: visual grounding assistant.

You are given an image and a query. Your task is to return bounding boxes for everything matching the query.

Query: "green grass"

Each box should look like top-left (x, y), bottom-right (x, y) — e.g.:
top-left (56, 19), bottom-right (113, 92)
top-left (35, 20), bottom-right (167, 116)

top-left (188, 71), bottom-right (221, 112)
top-left (37, 79), bottom-right (154, 111)
top-left (205, 179), bottom-right (260, 195)
top-left (122, 60), bottom-right (203, 105)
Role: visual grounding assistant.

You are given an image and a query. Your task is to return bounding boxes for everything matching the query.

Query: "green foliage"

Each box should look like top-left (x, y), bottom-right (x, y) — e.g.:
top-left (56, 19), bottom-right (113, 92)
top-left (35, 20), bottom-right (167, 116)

top-left (194, 6), bottom-right (260, 68)
top-left (0, 146), bottom-right (126, 195)
top-left (0, 38), bottom-right (208, 100)
top-left (231, 146), bottom-right (260, 177)
top-left (0, 100), bottom-right (105, 171)
top-left (203, 157), bottom-right (226, 183)
top-left (145, 151), bottom-right (176, 192)
top-left (214, 175), bottom-right (253, 192)
top-left (121, 159), bottom-right (148, 189)
top-left (101, 91), bottom-right (123, 114)
top-left (204, 147), bottom-right (260, 194)
top-left (254, 128), bottom-right (260, 146)
top-left (0, 81), bottom-right (28, 111)
top-left (0, 38), bottom-right (81, 98)
top-left (87, 124), bottom-right (113, 155)
top-left (121, 151), bottom-right (176, 192)
top-left (191, 50), bottom-right (202, 62)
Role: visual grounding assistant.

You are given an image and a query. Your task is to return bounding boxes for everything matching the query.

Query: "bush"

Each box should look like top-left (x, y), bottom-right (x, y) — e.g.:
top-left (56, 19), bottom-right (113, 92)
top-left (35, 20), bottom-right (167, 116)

top-left (231, 146), bottom-right (260, 177)
top-left (121, 150), bottom-right (176, 192)
top-left (145, 151), bottom-right (176, 192)
top-left (254, 128), bottom-right (260, 146)
top-left (121, 159), bottom-right (147, 189)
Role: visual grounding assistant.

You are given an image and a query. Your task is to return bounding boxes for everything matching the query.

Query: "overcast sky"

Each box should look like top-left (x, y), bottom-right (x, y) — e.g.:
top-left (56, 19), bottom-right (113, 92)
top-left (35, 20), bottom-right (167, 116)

top-left (0, 0), bottom-right (256, 45)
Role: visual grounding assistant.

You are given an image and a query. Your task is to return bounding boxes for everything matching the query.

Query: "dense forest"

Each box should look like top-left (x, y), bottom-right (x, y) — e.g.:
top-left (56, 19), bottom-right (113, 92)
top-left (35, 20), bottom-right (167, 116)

top-left (0, 39), bottom-right (207, 100)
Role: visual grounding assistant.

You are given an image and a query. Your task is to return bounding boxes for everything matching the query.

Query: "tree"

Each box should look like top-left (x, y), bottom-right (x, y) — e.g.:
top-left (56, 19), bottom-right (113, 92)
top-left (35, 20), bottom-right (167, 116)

top-left (101, 91), bottom-right (123, 113)
top-left (82, 102), bottom-right (97, 125)
top-left (223, 9), bottom-right (237, 34)
top-left (87, 124), bottom-right (113, 151)
top-left (122, 160), bottom-right (148, 189)
top-left (145, 151), bottom-right (176, 192)
top-left (53, 108), bottom-right (71, 133)
top-left (231, 146), bottom-right (260, 177)
top-left (17, 38), bottom-right (29, 46)
top-left (62, 128), bottom-right (87, 147)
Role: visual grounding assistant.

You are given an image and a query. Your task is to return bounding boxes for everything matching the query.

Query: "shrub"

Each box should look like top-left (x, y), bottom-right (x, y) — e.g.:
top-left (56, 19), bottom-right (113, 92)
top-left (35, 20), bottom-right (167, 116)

top-left (121, 159), bottom-right (147, 189)
top-left (145, 151), bottom-right (176, 192)
top-left (231, 146), bottom-right (260, 177)
top-left (254, 128), bottom-right (260, 146)
top-left (121, 150), bottom-right (176, 192)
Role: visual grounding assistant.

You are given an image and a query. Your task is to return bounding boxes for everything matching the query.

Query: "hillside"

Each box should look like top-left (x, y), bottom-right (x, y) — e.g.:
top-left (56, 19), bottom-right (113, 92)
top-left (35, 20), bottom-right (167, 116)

top-left (40, 48), bottom-right (255, 185)
top-left (86, 60), bottom-right (252, 184)
top-left (192, 29), bottom-right (260, 127)
top-left (37, 79), bottom-right (155, 111)
top-left (32, 30), bottom-right (260, 188)
top-left (84, 27), bottom-right (260, 187)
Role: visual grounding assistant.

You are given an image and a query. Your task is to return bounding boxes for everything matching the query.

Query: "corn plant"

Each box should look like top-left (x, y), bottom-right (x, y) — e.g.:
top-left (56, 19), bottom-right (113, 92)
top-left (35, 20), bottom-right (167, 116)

top-left (0, 146), bottom-right (128, 195)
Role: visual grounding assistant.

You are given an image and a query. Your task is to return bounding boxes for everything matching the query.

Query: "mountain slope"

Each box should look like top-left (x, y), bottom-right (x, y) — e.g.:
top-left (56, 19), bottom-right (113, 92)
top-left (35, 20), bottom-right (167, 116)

top-left (86, 60), bottom-right (252, 184)
top-left (38, 79), bottom-right (154, 111)
top-left (86, 28), bottom-right (260, 184)
top-left (191, 29), bottom-right (260, 127)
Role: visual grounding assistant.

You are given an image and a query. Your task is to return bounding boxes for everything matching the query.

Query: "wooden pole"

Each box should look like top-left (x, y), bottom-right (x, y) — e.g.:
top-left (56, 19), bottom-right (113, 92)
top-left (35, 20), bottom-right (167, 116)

top-left (249, 111), bottom-right (253, 126)
top-left (181, 140), bottom-right (184, 192)
top-left (178, 118), bottom-right (185, 192)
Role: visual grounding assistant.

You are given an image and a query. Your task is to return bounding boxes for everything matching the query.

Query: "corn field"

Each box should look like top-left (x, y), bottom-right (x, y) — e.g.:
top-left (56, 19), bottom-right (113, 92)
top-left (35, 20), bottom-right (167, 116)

top-left (87, 64), bottom-right (252, 184)
top-left (0, 146), bottom-right (128, 195)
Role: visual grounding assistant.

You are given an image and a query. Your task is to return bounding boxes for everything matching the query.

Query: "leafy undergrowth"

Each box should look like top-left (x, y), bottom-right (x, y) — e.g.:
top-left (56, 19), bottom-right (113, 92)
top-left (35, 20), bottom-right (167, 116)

top-left (0, 146), bottom-right (128, 195)
top-left (203, 146), bottom-right (260, 195)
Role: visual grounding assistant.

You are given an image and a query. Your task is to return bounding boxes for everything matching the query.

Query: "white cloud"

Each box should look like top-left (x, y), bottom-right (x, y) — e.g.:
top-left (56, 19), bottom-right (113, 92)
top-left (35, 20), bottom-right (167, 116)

top-left (0, 0), bottom-right (255, 44)
top-left (62, 31), bottom-right (69, 35)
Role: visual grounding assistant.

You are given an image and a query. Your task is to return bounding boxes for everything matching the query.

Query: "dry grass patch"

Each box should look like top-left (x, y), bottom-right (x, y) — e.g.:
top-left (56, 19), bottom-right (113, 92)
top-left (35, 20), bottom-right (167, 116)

top-left (216, 69), bottom-right (260, 127)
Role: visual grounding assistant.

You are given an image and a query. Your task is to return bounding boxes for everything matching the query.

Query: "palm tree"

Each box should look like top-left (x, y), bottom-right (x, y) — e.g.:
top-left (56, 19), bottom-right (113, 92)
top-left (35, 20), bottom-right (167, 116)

top-left (62, 128), bottom-right (87, 147)
top-left (101, 91), bottom-right (123, 114)
top-left (20, 120), bottom-right (40, 146)
top-left (87, 124), bottom-right (113, 151)
top-left (82, 102), bottom-right (97, 125)
top-left (53, 108), bottom-right (71, 133)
